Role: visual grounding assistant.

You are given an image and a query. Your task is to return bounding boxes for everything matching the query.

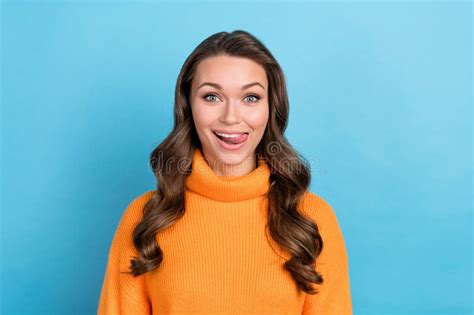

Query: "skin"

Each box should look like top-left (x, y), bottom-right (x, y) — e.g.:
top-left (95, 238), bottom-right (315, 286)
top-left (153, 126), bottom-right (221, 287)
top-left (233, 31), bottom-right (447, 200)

top-left (190, 55), bottom-right (269, 177)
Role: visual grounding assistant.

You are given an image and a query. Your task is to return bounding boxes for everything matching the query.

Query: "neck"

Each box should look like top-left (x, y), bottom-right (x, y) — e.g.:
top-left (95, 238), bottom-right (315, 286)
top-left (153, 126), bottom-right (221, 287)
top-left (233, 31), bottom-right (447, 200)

top-left (185, 147), bottom-right (271, 202)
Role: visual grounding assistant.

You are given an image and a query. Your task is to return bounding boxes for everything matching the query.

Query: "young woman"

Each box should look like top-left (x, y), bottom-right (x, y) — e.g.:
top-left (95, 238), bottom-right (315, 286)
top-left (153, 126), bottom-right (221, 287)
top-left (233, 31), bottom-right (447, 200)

top-left (98, 30), bottom-right (353, 314)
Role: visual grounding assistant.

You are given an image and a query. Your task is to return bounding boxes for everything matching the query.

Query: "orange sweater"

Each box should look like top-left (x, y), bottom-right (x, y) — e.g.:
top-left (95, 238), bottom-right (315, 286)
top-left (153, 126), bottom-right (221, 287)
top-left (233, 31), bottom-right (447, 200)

top-left (98, 147), bottom-right (353, 314)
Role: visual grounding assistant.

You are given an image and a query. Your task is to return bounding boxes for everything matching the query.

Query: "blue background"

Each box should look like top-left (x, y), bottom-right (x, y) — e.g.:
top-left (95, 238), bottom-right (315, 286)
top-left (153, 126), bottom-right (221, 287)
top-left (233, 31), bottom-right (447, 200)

top-left (1, 1), bottom-right (472, 314)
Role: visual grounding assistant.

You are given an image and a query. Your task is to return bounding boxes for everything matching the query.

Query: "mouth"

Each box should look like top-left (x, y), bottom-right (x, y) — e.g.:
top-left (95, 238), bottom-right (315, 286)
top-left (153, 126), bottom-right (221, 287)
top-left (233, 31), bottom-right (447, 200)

top-left (212, 130), bottom-right (249, 149)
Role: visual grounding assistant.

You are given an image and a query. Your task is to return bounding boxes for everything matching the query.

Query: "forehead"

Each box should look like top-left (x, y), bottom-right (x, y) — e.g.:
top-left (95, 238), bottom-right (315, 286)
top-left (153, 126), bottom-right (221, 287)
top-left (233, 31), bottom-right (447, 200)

top-left (193, 55), bottom-right (267, 89)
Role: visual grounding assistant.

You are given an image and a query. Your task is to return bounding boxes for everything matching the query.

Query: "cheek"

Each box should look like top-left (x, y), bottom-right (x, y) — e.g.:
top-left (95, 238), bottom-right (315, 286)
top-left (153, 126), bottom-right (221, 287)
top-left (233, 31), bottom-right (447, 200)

top-left (245, 106), bottom-right (269, 131)
top-left (191, 102), bottom-right (215, 131)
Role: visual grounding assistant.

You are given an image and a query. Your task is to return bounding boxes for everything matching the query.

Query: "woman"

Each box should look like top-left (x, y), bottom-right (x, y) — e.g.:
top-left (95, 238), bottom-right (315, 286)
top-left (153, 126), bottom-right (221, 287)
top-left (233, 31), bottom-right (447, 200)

top-left (98, 30), bottom-right (352, 314)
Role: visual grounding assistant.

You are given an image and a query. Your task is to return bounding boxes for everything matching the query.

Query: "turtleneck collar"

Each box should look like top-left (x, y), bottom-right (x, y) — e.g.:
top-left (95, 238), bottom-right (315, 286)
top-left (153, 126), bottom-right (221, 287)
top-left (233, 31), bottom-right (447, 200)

top-left (185, 147), bottom-right (271, 202)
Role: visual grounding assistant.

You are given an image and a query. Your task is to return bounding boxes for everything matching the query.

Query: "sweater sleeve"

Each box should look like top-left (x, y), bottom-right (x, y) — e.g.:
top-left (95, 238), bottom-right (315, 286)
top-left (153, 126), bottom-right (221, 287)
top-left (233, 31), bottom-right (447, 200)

top-left (97, 192), bottom-right (153, 315)
top-left (301, 262), bottom-right (353, 314)
top-left (300, 192), bottom-right (353, 315)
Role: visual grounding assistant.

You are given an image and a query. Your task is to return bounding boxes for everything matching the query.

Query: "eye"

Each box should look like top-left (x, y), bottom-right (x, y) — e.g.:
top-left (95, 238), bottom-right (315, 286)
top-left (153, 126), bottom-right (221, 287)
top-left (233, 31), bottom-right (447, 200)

top-left (203, 93), bottom-right (220, 102)
top-left (244, 94), bottom-right (260, 103)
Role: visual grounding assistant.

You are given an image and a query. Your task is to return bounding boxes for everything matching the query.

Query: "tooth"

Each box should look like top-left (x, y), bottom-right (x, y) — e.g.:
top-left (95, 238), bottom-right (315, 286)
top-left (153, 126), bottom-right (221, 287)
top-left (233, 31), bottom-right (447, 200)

top-left (216, 132), bottom-right (241, 138)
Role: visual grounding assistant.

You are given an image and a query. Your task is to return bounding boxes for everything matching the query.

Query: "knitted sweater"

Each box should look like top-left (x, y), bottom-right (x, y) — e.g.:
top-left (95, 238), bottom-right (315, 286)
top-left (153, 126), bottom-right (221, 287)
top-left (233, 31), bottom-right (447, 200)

top-left (98, 147), bottom-right (352, 314)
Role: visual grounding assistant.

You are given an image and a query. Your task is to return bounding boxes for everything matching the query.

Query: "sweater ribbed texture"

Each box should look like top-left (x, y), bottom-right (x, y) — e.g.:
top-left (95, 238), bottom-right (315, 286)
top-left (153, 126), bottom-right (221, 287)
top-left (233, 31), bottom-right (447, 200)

top-left (98, 147), bottom-right (353, 314)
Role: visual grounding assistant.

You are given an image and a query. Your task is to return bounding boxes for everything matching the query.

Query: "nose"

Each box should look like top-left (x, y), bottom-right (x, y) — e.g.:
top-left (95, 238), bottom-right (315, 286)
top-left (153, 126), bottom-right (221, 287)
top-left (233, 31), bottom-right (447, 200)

top-left (219, 100), bottom-right (240, 124)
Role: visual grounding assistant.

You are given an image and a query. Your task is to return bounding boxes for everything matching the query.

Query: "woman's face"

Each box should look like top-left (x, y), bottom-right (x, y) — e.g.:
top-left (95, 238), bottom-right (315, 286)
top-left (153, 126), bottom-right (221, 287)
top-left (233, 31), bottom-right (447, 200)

top-left (190, 55), bottom-right (269, 176)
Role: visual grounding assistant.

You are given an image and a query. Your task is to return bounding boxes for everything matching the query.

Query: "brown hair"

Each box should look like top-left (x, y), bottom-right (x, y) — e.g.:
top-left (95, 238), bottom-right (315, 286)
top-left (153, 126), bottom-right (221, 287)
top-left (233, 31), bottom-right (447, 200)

top-left (126, 30), bottom-right (324, 294)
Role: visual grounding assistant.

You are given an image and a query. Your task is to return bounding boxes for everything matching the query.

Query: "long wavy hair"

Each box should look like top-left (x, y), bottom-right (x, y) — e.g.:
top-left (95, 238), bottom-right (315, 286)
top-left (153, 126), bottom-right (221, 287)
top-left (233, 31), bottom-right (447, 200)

top-left (127, 30), bottom-right (324, 294)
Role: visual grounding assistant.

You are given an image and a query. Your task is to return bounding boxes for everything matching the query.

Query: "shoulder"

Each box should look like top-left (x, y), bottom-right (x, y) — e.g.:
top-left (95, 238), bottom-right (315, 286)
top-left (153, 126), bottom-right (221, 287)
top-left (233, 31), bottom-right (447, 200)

top-left (124, 189), bottom-right (156, 214)
top-left (108, 190), bottom-right (156, 267)
top-left (114, 190), bottom-right (156, 235)
top-left (299, 190), bottom-right (338, 225)
top-left (299, 190), bottom-right (349, 266)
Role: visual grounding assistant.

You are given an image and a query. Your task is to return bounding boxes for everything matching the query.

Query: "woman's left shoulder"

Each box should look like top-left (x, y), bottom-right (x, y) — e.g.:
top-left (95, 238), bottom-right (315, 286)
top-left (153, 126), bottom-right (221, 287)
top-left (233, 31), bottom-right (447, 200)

top-left (299, 190), bottom-right (350, 265)
top-left (299, 191), bottom-right (338, 222)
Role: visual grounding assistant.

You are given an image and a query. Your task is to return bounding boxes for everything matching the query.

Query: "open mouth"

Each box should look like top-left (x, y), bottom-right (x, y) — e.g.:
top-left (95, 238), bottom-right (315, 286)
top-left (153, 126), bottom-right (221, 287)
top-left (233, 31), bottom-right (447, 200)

top-left (212, 131), bottom-right (249, 145)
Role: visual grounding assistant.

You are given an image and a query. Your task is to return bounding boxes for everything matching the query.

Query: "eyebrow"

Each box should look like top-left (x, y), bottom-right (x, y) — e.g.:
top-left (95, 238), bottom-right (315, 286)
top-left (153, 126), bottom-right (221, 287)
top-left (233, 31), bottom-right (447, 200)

top-left (197, 82), bottom-right (265, 91)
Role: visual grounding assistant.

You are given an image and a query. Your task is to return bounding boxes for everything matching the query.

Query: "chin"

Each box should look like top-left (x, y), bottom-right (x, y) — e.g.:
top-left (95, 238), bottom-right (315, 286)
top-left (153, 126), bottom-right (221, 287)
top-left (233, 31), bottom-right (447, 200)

top-left (214, 151), bottom-right (245, 165)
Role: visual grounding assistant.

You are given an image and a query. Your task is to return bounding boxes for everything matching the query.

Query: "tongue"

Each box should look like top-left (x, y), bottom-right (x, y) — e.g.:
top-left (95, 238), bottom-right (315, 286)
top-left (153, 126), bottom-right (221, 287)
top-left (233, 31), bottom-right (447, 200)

top-left (220, 133), bottom-right (248, 144)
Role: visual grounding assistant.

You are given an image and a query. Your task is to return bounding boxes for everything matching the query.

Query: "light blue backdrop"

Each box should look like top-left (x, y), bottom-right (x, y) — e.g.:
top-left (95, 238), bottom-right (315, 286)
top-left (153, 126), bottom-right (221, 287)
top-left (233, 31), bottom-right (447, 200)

top-left (1, 1), bottom-right (472, 314)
